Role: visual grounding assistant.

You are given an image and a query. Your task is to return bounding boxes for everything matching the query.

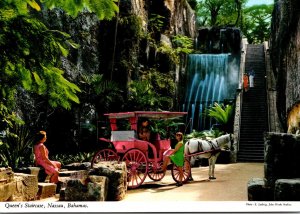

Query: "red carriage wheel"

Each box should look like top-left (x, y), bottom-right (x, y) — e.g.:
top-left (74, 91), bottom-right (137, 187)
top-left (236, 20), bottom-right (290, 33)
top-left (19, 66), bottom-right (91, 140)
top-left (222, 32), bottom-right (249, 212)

top-left (171, 158), bottom-right (191, 184)
top-left (91, 149), bottom-right (119, 168)
top-left (148, 162), bottom-right (165, 181)
top-left (122, 148), bottom-right (148, 189)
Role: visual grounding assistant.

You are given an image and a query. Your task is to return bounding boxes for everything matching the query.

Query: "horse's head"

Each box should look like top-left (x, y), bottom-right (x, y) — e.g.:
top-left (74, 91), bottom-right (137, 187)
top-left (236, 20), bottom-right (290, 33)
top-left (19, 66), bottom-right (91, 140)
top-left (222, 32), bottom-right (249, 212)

top-left (216, 133), bottom-right (234, 151)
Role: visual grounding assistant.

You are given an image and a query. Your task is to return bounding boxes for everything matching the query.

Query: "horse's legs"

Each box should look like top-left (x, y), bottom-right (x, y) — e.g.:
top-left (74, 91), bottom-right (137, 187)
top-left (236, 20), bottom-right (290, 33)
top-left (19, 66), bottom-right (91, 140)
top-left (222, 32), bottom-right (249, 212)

top-left (187, 156), bottom-right (194, 181)
top-left (209, 156), bottom-right (217, 179)
top-left (208, 158), bottom-right (212, 179)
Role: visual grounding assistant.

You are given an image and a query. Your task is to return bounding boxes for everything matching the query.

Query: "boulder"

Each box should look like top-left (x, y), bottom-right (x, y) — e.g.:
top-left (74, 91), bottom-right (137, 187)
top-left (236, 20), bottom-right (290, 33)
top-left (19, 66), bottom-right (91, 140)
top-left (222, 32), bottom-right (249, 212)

top-left (247, 178), bottom-right (273, 201)
top-left (274, 178), bottom-right (300, 201)
top-left (89, 161), bottom-right (127, 201)
top-left (62, 176), bottom-right (108, 201)
top-left (37, 183), bottom-right (57, 199)
top-left (264, 132), bottom-right (300, 187)
top-left (13, 173), bottom-right (38, 201)
top-left (0, 168), bottom-right (15, 201)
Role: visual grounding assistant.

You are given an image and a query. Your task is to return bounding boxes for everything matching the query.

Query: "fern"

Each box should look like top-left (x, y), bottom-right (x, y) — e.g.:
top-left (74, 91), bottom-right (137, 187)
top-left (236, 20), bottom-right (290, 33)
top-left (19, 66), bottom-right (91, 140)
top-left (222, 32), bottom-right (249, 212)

top-left (206, 102), bottom-right (234, 125)
top-left (0, 124), bottom-right (34, 169)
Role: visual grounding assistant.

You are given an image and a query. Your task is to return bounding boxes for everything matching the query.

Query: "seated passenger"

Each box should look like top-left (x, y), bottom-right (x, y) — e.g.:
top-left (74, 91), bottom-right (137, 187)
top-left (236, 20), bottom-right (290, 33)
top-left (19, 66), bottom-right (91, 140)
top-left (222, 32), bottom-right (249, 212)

top-left (33, 131), bottom-right (61, 183)
top-left (138, 127), bottom-right (151, 141)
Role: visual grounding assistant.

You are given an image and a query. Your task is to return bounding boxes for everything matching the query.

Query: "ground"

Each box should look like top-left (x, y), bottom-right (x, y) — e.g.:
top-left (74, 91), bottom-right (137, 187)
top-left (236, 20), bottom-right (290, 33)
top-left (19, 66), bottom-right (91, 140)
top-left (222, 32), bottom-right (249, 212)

top-left (124, 162), bottom-right (263, 201)
top-left (42, 162), bottom-right (263, 202)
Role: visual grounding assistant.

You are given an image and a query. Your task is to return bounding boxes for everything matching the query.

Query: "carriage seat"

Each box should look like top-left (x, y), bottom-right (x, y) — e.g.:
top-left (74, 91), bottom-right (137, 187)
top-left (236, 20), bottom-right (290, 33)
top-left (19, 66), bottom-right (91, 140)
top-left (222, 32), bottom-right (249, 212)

top-left (111, 130), bottom-right (137, 141)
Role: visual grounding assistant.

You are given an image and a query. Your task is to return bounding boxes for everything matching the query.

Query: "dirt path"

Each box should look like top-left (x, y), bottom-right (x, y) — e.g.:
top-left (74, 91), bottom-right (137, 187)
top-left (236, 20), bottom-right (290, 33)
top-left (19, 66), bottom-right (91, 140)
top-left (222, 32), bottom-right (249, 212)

top-left (123, 162), bottom-right (263, 201)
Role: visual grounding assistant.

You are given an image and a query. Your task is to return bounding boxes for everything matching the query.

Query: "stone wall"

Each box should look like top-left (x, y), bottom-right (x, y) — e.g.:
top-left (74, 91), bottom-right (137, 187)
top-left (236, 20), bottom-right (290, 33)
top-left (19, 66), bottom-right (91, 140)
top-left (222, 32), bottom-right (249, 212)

top-left (264, 42), bottom-right (283, 132)
top-left (270, 0), bottom-right (300, 129)
top-left (248, 132), bottom-right (300, 200)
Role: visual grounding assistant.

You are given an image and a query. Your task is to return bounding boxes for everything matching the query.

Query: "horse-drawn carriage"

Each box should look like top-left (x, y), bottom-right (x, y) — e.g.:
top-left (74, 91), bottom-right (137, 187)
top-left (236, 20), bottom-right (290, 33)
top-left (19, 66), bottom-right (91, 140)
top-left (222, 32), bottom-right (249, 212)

top-left (91, 111), bottom-right (192, 189)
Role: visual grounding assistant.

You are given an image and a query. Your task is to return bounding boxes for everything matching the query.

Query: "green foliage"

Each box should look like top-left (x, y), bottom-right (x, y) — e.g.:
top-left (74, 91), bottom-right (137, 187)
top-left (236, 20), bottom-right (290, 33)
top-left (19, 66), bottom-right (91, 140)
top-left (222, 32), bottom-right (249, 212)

top-left (206, 102), bottom-right (234, 125)
top-left (242, 4), bottom-right (273, 44)
top-left (196, 0), bottom-right (230, 26)
top-left (0, 16), bottom-right (81, 111)
top-left (41, 0), bottom-right (119, 20)
top-left (128, 80), bottom-right (159, 110)
top-left (148, 14), bottom-right (165, 33)
top-left (150, 119), bottom-right (185, 139)
top-left (0, 0), bottom-right (118, 20)
top-left (157, 34), bottom-right (194, 64)
top-left (0, 0), bottom-right (119, 164)
top-left (172, 35), bottom-right (194, 54)
top-left (127, 69), bottom-right (175, 111)
top-left (196, 0), bottom-right (247, 27)
top-left (79, 74), bottom-right (123, 112)
top-left (195, 0), bottom-right (273, 43)
top-left (186, 129), bottom-right (224, 140)
top-left (119, 15), bottom-right (143, 40)
top-left (52, 152), bottom-right (94, 165)
top-left (0, 125), bottom-right (34, 169)
top-left (0, 102), bottom-right (24, 130)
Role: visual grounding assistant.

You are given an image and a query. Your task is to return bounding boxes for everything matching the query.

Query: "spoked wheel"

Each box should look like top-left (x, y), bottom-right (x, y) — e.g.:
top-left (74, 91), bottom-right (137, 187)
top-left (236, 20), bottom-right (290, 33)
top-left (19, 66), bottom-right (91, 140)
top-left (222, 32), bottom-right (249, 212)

top-left (171, 158), bottom-right (191, 184)
top-left (148, 162), bottom-right (165, 181)
top-left (122, 148), bottom-right (148, 189)
top-left (91, 149), bottom-right (119, 168)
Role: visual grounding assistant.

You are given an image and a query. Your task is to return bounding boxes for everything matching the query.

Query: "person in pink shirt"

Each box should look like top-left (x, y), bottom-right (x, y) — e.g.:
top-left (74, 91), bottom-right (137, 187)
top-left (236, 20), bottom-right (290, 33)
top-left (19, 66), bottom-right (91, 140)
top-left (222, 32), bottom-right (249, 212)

top-left (34, 131), bottom-right (61, 183)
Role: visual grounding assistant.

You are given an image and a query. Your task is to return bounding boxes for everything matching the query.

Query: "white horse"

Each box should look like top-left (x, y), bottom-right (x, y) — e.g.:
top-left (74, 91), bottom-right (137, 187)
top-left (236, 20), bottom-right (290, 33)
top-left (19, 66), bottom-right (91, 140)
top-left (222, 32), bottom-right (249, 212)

top-left (184, 133), bottom-right (234, 180)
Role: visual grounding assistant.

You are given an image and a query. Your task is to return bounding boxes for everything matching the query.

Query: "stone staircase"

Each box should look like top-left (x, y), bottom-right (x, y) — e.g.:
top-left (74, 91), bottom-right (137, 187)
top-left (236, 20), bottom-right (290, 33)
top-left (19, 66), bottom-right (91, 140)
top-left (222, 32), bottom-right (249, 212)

top-left (237, 44), bottom-right (269, 162)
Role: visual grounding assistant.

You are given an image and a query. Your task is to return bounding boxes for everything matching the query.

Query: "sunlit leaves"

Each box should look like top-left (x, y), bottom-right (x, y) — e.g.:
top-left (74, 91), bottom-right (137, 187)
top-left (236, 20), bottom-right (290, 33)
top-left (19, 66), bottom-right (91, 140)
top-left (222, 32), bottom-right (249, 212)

top-left (243, 4), bottom-right (273, 44)
top-left (40, 0), bottom-right (119, 20)
top-left (206, 102), bottom-right (234, 125)
top-left (157, 34), bottom-right (193, 64)
top-left (128, 70), bottom-right (175, 111)
top-left (25, 0), bottom-right (41, 11)
top-left (0, 15), bottom-right (81, 111)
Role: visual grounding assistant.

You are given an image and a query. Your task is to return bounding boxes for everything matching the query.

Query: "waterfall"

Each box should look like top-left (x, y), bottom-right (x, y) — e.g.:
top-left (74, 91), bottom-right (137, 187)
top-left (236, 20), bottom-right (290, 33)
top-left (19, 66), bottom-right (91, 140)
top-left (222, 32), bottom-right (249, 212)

top-left (183, 54), bottom-right (239, 132)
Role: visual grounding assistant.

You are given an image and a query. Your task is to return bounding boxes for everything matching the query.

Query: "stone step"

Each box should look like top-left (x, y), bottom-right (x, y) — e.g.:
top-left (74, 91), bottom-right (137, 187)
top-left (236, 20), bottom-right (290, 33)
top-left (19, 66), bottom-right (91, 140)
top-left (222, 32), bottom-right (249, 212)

top-left (37, 183), bottom-right (57, 200)
top-left (238, 44), bottom-right (267, 162)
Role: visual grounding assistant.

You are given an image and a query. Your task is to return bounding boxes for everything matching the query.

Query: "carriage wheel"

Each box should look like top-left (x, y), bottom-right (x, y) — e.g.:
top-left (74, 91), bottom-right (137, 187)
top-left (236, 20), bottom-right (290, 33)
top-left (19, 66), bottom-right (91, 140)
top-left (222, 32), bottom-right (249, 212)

top-left (122, 148), bottom-right (148, 189)
top-left (148, 162), bottom-right (165, 181)
top-left (91, 149), bottom-right (119, 168)
top-left (171, 158), bottom-right (191, 184)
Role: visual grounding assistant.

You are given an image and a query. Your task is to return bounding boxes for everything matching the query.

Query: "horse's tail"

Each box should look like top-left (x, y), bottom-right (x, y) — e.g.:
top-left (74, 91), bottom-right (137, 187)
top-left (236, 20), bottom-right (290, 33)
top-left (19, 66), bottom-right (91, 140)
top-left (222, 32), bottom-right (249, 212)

top-left (184, 140), bottom-right (190, 157)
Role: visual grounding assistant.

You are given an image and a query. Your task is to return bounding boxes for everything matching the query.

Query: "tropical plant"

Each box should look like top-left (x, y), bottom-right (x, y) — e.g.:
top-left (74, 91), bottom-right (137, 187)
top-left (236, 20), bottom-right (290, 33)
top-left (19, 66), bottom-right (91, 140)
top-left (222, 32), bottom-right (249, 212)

top-left (127, 69), bottom-right (175, 111)
top-left (157, 34), bottom-right (194, 64)
top-left (147, 13), bottom-right (193, 65)
top-left (127, 80), bottom-right (160, 111)
top-left (148, 14), bottom-right (165, 33)
top-left (79, 74), bottom-right (124, 112)
top-left (52, 152), bottom-right (94, 166)
top-left (242, 4), bottom-right (273, 44)
top-left (0, 125), bottom-right (34, 169)
top-left (205, 102), bottom-right (234, 133)
top-left (0, 0), bottom-right (118, 112)
top-left (186, 129), bottom-right (224, 140)
top-left (150, 119), bottom-right (185, 140)
top-left (0, 0), bottom-right (119, 166)
top-left (195, 0), bottom-right (247, 28)
top-left (206, 102), bottom-right (234, 124)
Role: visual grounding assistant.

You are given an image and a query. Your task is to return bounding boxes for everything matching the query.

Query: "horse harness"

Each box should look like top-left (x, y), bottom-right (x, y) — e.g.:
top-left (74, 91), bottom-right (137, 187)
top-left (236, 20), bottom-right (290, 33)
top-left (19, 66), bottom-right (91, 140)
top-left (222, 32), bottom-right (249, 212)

top-left (188, 139), bottom-right (221, 158)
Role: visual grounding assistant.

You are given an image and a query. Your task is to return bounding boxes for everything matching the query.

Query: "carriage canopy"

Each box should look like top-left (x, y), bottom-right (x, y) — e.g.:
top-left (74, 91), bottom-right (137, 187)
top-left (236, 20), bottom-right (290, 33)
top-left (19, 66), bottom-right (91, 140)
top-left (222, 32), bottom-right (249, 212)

top-left (104, 111), bottom-right (187, 131)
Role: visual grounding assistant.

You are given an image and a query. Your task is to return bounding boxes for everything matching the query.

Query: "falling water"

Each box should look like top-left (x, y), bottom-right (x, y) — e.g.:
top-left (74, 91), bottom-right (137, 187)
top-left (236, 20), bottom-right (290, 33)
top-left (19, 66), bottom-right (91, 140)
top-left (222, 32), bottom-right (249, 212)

top-left (183, 54), bottom-right (239, 131)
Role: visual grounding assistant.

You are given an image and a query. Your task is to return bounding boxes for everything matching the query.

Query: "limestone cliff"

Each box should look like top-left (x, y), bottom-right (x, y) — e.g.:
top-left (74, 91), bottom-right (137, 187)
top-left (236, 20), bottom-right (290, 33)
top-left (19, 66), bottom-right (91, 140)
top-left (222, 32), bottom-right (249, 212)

top-left (21, 0), bottom-right (196, 153)
top-left (270, 0), bottom-right (300, 129)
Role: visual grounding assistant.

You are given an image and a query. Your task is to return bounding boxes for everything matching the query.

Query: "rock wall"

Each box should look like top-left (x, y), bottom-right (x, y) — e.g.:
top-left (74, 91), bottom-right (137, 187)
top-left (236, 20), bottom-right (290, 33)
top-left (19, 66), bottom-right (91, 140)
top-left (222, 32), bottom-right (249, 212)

top-left (197, 27), bottom-right (241, 54)
top-left (248, 132), bottom-right (300, 200)
top-left (29, 0), bottom-right (196, 154)
top-left (270, 0), bottom-right (300, 129)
